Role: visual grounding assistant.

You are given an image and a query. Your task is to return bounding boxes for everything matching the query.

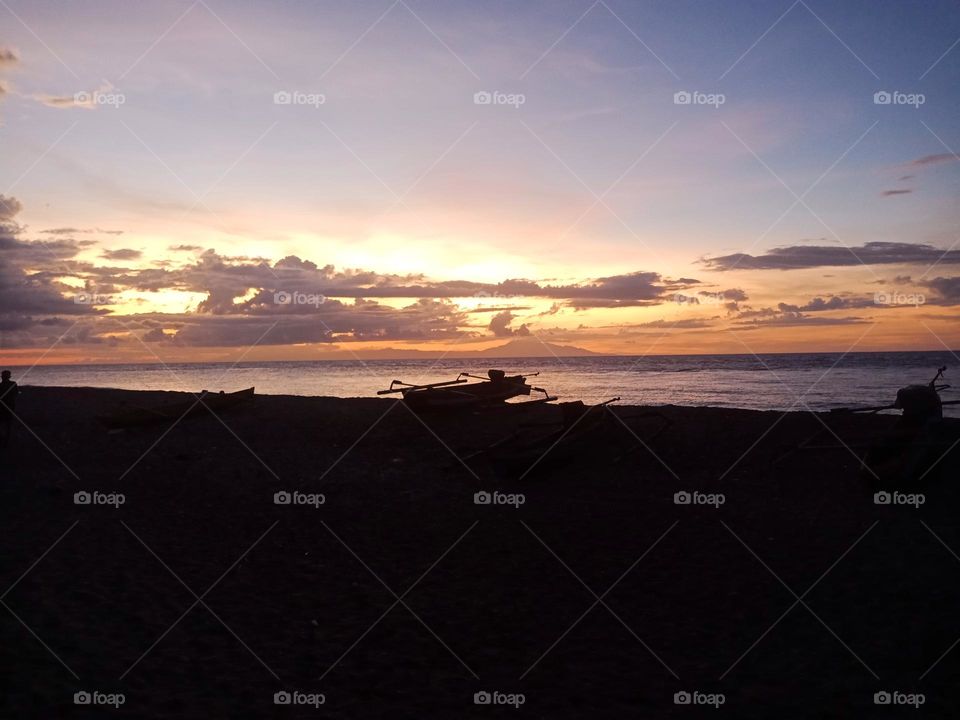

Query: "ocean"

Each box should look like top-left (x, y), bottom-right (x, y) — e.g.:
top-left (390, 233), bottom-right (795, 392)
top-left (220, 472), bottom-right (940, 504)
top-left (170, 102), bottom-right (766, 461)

top-left (11, 351), bottom-right (960, 417)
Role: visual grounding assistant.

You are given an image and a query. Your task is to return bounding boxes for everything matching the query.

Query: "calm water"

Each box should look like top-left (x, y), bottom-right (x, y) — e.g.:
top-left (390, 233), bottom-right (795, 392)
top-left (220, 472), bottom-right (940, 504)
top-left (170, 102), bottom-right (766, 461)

top-left (12, 351), bottom-right (960, 417)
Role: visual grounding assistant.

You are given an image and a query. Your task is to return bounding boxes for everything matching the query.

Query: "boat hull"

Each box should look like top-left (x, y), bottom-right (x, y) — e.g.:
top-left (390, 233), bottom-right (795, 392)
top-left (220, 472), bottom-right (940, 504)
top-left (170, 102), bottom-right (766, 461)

top-left (97, 387), bottom-right (255, 429)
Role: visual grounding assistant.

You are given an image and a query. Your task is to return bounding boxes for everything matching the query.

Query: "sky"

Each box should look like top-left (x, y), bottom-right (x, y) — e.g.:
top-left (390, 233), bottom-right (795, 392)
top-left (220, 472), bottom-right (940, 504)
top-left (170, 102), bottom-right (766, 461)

top-left (1, 0), bottom-right (959, 364)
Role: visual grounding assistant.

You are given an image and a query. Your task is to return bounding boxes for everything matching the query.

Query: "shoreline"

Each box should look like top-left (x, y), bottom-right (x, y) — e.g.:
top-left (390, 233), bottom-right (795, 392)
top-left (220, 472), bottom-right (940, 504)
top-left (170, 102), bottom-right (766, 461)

top-left (11, 383), bottom-right (886, 411)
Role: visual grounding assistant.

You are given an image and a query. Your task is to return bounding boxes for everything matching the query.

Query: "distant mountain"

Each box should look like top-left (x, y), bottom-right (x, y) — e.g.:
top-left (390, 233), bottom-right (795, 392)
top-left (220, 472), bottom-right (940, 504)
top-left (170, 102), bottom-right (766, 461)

top-left (316, 338), bottom-right (600, 360)
top-left (469, 338), bottom-right (599, 358)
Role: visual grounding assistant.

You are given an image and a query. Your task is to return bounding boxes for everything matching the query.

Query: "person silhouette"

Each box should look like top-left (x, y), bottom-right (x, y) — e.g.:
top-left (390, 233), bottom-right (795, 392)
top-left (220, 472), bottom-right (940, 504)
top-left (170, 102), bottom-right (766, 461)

top-left (0, 370), bottom-right (17, 448)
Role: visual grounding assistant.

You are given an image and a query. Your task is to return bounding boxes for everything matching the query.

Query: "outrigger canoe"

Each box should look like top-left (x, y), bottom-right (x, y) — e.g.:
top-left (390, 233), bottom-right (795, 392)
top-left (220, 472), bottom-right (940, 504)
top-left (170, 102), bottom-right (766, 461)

top-left (97, 387), bottom-right (255, 429)
top-left (378, 370), bottom-right (556, 412)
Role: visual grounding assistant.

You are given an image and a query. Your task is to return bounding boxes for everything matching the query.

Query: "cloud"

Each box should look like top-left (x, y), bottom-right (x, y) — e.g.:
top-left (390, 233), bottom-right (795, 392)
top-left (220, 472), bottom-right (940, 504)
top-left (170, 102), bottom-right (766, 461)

top-left (704, 242), bottom-right (960, 271)
top-left (166, 297), bottom-right (469, 347)
top-left (142, 327), bottom-right (170, 342)
top-left (100, 248), bottom-right (142, 261)
top-left (717, 288), bottom-right (748, 302)
top-left (0, 199), bottom-right (715, 350)
top-left (881, 189), bottom-right (912, 196)
top-left (488, 310), bottom-right (530, 337)
top-left (785, 296), bottom-right (875, 312)
top-left (33, 81), bottom-right (120, 110)
top-left (40, 227), bottom-right (124, 235)
top-left (630, 318), bottom-right (713, 329)
top-left (0, 197), bottom-right (104, 336)
top-left (906, 154), bottom-right (959, 167)
top-left (0, 194), bottom-right (23, 222)
top-left (466, 305), bottom-right (532, 314)
top-left (169, 244), bottom-right (203, 252)
top-left (925, 276), bottom-right (960, 302)
top-left (733, 306), bottom-right (868, 328)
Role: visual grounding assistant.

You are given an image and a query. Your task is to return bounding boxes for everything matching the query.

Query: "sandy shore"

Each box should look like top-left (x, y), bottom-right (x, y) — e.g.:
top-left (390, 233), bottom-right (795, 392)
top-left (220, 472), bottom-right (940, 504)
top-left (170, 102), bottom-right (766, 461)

top-left (2, 386), bottom-right (959, 718)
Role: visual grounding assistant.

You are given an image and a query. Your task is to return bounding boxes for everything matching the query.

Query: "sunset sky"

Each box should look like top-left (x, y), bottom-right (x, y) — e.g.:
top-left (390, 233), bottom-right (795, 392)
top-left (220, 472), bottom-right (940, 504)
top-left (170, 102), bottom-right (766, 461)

top-left (1, 0), bottom-right (958, 364)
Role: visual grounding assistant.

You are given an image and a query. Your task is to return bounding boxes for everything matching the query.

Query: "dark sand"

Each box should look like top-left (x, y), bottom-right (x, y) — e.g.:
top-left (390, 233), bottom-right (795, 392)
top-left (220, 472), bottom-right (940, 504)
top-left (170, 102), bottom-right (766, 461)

top-left (2, 386), bottom-right (960, 718)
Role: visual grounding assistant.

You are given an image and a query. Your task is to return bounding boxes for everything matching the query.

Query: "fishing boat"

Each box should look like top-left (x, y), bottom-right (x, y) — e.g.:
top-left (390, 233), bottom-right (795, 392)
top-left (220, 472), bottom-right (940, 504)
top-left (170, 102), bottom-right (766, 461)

top-left (775, 366), bottom-right (960, 487)
top-left (857, 366), bottom-right (960, 487)
top-left (377, 370), bottom-right (555, 412)
top-left (97, 387), bottom-right (255, 429)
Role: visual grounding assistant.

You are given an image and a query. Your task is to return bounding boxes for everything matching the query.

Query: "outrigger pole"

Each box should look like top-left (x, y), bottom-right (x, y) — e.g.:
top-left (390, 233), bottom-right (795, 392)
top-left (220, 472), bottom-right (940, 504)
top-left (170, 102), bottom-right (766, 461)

top-left (377, 375), bottom-right (469, 395)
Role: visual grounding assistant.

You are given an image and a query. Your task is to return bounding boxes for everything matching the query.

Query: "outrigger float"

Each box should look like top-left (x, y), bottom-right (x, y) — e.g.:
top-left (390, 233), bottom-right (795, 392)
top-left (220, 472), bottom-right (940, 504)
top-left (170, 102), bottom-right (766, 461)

top-left (377, 369), bottom-right (556, 412)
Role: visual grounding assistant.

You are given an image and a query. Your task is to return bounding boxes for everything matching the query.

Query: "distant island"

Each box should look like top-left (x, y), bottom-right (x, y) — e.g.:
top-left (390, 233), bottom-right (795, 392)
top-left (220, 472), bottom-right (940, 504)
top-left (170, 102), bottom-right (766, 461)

top-left (326, 338), bottom-right (602, 360)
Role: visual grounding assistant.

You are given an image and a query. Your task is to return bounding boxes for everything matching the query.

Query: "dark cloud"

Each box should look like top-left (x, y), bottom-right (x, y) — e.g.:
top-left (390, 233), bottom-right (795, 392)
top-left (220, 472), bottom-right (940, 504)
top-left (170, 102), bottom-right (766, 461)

top-left (169, 298), bottom-right (469, 347)
top-left (169, 244), bottom-right (203, 251)
top-left (868, 275), bottom-right (913, 285)
top-left (630, 318), bottom-right (713, 329)
top-left (0, 198), bottom-right (102, 331)
top-left (0, 194), bottom-right (23, 221)
top-left (881, 189), bottom-right (912, 196)
top-left (142, 327), bottom-right (170, 342)
top-left (926, 276), bottom-right (960, 302)
top-left (733, 305), bottom-right (868, 328)
top-left (101, 248), bottom-right (142, 261)
top-left (718, 288), bottom-right (748, 302)
top-left (704, 242), bottom-right (960, 271)
top-left (488, 310), bottom-right (530, 337)
top-left (0, 48), bottom-right (17, 66)
top-left (784, 296), bottom-right (875, 312)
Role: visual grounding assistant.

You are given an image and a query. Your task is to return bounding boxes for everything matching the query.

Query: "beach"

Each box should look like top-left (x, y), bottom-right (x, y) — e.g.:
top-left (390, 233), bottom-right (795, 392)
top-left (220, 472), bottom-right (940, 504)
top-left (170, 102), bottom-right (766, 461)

top-left (2, 386), bottom-right (960, 718)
